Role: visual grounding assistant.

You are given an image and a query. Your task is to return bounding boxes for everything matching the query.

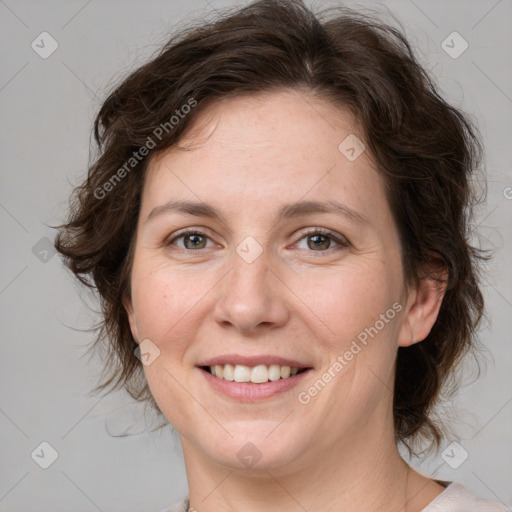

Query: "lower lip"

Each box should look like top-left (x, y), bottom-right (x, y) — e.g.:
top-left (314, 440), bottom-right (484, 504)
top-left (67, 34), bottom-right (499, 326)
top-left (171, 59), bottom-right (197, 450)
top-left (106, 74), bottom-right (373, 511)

top-left (199, 367), bottom-right (312, 402)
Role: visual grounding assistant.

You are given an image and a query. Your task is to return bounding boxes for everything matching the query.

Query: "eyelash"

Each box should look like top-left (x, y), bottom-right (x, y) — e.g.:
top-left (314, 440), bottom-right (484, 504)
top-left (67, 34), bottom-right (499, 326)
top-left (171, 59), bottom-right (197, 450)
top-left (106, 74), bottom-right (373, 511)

top-left (165, 227), bottom-right (349, 254)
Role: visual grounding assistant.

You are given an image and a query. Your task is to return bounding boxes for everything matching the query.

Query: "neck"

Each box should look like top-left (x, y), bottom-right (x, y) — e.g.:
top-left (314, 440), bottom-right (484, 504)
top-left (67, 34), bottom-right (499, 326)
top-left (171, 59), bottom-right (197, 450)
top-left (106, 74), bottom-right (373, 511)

top-left (180, 421), bottom-right (434, 512)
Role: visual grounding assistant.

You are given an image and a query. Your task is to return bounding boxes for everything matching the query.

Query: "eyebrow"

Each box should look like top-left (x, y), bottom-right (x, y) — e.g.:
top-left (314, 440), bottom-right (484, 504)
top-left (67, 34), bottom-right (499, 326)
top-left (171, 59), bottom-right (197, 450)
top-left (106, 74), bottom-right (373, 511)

top-left (145, 199), bottom-right (369, 226)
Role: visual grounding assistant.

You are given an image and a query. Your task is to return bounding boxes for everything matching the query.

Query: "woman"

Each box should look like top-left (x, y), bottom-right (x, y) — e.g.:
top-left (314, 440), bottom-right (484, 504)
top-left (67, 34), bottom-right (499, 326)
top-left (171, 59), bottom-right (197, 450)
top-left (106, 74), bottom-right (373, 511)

top-left (54, 1), bottom-right (508, 510)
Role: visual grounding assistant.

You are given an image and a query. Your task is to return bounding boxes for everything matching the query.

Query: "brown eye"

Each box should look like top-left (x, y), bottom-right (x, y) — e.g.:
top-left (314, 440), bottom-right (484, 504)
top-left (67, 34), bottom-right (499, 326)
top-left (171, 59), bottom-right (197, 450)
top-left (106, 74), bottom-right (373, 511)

top-left (182, 233), bottom-right (208, 249)
top-left (295, 229), bottom-right (348, 252)
top-left (166, 230), bottom-right (213, 250)
top-left (306, 233), bottom-right (332, 250)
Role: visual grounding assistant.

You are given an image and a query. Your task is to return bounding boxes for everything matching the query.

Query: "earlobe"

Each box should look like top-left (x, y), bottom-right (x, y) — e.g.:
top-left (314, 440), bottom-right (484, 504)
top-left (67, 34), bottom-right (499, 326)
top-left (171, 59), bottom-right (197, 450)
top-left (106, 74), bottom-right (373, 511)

top-left (398, 260), bottom-right (448, 348)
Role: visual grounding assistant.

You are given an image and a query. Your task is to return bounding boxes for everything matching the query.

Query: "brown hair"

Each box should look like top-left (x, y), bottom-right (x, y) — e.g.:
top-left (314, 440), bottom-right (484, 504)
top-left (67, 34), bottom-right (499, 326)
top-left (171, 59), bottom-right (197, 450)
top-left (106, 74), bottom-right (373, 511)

top-left (53, 0), bottom-right (489, 455)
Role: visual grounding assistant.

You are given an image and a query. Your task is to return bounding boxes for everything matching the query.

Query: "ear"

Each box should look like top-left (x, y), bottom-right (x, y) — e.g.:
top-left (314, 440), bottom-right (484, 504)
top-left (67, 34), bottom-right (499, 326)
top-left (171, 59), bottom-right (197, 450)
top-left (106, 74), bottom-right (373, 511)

top-left (123, 295), bottom-right (140, 345)
top-left (397, 259), bottom-right (448, 348)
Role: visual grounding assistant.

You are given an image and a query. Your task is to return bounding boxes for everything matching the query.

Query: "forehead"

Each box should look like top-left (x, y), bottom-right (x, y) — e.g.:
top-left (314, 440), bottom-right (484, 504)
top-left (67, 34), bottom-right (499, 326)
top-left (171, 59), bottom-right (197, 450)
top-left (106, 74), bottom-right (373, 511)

top-left (158, 90), bottom-right (364, 166)
top-left (141, 90), bottom-right (389, 225)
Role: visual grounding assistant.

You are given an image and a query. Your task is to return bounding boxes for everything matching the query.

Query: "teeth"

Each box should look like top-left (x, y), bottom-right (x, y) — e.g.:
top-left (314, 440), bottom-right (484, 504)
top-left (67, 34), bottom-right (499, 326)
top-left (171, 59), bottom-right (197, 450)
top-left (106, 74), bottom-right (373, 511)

top-left (234, 365), bottom-right (251, 382)
top-left (251, 365), bottom-right (268, 384)
top-left (208, 364), bottom-right (304, 383)
top-left (268, 364), bottom-right (281, 381)
top-left (214, 364), bottom-right (223, 378)
top-left (223, 363), bottom-right (234, 381)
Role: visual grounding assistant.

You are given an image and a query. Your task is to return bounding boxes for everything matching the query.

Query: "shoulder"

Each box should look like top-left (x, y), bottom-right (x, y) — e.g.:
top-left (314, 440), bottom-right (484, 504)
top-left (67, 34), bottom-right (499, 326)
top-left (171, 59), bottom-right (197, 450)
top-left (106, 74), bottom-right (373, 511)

top-left (422, 482), bottom-right (509, 512)
top-left (158, 496), bottom-right (190, 512)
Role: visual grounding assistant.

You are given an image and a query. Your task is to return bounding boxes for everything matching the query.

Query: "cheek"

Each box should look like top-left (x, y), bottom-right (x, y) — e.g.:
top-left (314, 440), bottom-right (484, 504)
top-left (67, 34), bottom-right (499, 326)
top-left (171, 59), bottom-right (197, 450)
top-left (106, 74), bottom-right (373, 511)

top-left (305, 264), bottom-right (399, 347)
top-left (130, 260), bottom-right (214, 342)
top-left (308, 268), bottom-right (401, 395)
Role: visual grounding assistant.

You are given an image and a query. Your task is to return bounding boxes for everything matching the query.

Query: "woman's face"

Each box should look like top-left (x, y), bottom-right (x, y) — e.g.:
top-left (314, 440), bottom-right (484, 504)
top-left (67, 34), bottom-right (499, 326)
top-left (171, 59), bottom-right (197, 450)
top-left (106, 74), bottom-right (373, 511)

top-left (125, 90), bottom-right (427, 472)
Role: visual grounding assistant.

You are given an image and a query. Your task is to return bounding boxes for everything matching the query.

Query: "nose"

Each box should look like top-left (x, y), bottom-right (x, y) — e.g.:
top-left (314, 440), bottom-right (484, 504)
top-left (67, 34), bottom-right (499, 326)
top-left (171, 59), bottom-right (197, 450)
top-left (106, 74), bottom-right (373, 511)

top-left (213, 248), bottom-right (289, 335)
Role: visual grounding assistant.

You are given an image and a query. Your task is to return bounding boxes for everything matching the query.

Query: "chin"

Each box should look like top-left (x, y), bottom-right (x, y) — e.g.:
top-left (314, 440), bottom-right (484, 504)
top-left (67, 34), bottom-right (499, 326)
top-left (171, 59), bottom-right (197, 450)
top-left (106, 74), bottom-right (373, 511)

top-left (197, 423), bottom-right (305, 471)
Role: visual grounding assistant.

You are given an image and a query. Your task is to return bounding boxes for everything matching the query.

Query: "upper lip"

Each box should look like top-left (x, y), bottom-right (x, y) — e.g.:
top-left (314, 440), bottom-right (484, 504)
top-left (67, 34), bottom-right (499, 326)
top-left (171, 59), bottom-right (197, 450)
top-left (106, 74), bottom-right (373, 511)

top-left (197, 354), bottom-right (312, 368)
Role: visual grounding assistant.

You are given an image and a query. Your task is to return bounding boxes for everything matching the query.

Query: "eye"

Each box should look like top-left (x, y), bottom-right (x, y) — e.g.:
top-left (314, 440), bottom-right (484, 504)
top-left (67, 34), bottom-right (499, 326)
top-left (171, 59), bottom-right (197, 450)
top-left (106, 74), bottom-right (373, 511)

top-left (294, 229), bottom-right (349, 252)
top-left (165, 228), bottom-right (215, 250)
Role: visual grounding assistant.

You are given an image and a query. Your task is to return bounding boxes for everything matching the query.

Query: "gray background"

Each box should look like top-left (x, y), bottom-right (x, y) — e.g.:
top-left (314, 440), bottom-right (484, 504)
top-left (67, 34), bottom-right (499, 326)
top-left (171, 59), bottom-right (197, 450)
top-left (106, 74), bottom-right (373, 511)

top-left (1, 0), bottom-right (511, 510)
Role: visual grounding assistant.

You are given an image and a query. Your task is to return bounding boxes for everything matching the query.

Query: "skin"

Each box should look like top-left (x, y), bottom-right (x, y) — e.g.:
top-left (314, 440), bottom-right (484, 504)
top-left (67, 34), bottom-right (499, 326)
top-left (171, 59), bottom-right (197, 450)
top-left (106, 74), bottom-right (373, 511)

top-left (124, 90), bottom-right (447, 512)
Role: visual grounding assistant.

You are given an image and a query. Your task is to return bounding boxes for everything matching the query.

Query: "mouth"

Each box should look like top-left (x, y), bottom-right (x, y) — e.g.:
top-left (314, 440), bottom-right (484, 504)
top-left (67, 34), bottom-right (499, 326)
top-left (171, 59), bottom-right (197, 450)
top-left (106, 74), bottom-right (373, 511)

top-left (196, 355), bottom-right (313, 401)
top-left (196, 357), bottom-right (313, 401)
top-left (200, 363), bottom-right (310, 384)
